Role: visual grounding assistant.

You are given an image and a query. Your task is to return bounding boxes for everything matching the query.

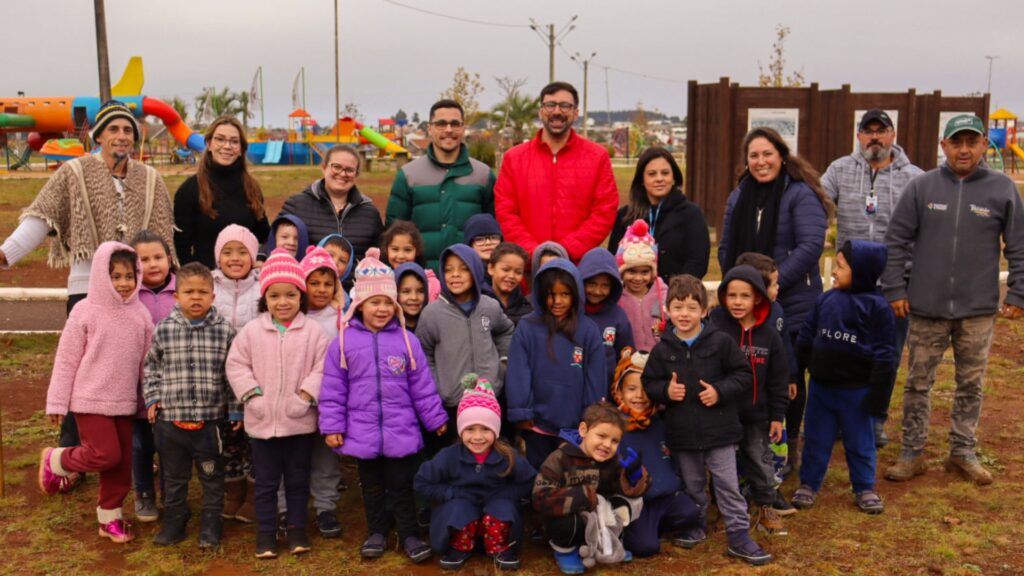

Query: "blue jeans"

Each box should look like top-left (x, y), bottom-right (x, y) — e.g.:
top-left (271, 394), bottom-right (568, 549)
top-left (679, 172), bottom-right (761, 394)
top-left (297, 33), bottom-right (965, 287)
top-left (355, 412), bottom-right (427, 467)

top-left (800, 381), bottom-right (876, 493)
top-left (876, 313), bottom-right (910, 424)
top-left (132, 419), bottom-right (156, 494)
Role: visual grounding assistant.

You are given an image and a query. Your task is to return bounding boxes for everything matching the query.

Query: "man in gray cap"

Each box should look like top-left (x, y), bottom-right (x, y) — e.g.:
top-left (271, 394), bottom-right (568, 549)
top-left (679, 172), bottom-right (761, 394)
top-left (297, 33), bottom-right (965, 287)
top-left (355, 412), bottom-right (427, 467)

top-left (882, 114), bottom-right (1024, 485)
top-left (822, 109), bottom-right (924, 447)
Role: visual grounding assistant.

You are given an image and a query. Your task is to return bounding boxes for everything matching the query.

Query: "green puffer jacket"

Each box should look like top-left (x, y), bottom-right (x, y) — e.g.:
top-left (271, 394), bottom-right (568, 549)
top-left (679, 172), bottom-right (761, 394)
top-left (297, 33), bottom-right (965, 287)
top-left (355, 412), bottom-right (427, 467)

top-left (385, 144), bottom-right (495, 271)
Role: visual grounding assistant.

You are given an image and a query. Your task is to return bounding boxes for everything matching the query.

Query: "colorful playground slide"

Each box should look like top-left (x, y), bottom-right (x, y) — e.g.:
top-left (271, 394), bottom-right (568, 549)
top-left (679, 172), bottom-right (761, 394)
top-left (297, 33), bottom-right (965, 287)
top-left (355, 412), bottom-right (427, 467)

top-left (1010, 144), bottom-right (1024, 163)
top-left (262, 140), bottom-right (284, 164)
top-left (358, 126), bottom-right (408, 155)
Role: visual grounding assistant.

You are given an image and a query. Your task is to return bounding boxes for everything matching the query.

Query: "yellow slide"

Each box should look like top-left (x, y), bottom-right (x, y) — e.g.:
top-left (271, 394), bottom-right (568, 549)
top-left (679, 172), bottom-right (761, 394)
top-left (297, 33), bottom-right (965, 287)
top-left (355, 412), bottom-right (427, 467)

top-left (1010, 144), bottom-right (1024, 163)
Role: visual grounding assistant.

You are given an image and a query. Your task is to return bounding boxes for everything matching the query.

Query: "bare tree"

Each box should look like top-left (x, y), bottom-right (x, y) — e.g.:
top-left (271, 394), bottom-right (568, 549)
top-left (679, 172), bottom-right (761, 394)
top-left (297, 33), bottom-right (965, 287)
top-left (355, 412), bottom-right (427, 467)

top-left (758, 25), bottom-right (805, 88)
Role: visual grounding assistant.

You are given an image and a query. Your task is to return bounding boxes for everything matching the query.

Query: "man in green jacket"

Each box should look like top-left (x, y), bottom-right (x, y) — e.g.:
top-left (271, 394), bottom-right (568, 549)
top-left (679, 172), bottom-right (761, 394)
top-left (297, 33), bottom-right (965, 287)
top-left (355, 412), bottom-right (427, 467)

top-left (386, 99), bottom-right (496, 271)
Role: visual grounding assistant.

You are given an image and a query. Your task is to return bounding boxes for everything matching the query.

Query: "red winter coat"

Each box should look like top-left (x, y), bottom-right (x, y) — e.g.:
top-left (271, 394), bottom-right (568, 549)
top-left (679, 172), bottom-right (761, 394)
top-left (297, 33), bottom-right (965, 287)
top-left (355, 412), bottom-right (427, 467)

top-left (495, 129), bottom-right (618, 262)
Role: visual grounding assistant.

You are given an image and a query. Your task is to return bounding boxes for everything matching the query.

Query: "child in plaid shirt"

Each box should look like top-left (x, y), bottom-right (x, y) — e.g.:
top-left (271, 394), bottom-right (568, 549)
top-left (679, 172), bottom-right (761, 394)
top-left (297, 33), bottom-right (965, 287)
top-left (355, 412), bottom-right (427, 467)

top-left (144, 262), bottom-right (239, 549)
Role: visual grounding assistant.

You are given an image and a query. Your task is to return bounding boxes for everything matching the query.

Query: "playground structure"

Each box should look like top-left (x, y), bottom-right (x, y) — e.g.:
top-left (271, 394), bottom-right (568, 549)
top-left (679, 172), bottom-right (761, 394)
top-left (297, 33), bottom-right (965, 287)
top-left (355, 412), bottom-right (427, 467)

top-left (987, 108), bottom-right (1023, 173)
top-left (248, 111), bottom-right (409, 166)
top-left (0, 57), bottom-right (204, 170)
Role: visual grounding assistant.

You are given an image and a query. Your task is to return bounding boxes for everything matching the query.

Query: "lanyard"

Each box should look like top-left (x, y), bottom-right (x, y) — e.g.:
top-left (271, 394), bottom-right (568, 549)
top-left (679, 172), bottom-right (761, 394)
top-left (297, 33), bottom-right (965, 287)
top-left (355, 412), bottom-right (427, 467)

top-left (648, 203), bottom-right (662, 237)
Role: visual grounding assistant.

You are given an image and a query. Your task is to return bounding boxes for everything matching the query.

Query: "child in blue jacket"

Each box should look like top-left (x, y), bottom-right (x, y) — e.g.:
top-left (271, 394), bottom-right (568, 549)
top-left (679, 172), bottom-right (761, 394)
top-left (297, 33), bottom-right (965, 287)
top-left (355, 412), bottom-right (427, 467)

top-left (579, 247), bottom-right (635, 388)
top-left (415, 375), bottom-right (536, 571)
top-left (506, 258), bottom-right (607, 469)
top-left (792, 240), bottom-right (896, 514)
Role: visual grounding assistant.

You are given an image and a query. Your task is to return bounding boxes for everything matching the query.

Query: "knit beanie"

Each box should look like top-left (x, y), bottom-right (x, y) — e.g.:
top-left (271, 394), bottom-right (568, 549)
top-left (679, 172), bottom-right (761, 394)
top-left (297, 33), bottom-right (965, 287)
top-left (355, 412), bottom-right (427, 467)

top-left (259, 248), bottom-right (306, 295)
top-left (463, 213), bottom-right (503, 244)
top-left (215, 224), bottom-right (259, 269)
top-left (300, 245), bottom-right (339, 280)
top-left (90, 100), bottom-right (140, 143)
top-left (456, 373), bottom-right (501, 436)
top-left (616, 219), bottom-right (658, 276)
top-left (611, 347), bottom-right (655, 431)
top-left (338, 247), bottom-right (415, 369)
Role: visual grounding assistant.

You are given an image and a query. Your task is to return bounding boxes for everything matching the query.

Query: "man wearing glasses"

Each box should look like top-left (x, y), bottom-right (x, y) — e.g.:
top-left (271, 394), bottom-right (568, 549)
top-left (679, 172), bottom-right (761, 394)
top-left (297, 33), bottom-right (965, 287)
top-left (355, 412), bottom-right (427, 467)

top-left (821, 109), bottom-right (923, 447)
top-left (495, 81), bottom-right (618, 264)
top-left (386, 99), bottom-right (496, 271)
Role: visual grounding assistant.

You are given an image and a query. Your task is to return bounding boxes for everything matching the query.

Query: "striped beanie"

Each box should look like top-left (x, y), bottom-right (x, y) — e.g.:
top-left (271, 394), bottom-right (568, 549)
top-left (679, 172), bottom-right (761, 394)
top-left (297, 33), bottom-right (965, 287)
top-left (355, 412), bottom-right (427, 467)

top-left (259, 248), bottom-right (305, 295)
top-left (457, 373), bottom-right (501, 436)
top-left (338, 247), bottom-right (415, 369)
top-left (90, 100), bottom-right (140, 143)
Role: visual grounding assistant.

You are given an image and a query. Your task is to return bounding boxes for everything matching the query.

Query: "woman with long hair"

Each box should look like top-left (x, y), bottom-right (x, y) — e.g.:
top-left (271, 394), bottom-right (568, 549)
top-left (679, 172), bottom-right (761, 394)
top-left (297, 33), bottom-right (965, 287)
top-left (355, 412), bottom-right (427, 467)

top-left (174, 116), bottom-right (270, 268)
top-left (718, 127), bottom-right (833, 462)
top-left (608, 147), bottom-right (710, 282)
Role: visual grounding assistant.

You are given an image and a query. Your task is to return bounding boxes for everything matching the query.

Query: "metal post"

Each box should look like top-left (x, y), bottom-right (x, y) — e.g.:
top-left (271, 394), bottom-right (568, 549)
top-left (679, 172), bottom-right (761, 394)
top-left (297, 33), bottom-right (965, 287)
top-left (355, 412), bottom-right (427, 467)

top-left (548, 24), bottom-right (555, 83)
top-left (334, 0), bottom-right (341, 142)
top-left (93, 0), bottom-right (112, 101)
top-left (259, 67), bottom-right (265, 129)
top-left (985, 55), bottom-right (999, 98)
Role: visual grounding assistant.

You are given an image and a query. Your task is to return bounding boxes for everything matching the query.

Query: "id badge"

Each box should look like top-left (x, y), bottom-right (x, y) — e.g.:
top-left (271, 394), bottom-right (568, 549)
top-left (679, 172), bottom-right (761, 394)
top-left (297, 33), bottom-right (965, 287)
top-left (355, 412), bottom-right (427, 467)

top-left (865, 193), bottom-right (877, 215)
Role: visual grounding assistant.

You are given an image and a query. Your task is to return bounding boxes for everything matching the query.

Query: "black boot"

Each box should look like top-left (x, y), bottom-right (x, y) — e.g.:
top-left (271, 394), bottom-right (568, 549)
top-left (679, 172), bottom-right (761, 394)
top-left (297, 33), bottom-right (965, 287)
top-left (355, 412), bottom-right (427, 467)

top-left (153, 509), bottom-right (190, 546)
top-left (198, 511), bottom-right (223, 549)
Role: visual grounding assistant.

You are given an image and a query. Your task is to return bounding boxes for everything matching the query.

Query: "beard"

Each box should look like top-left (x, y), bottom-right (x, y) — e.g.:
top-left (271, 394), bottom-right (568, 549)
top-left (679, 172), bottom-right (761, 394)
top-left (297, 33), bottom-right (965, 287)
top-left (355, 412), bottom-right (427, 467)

top-left (861, 141), bottom-right (891, 162)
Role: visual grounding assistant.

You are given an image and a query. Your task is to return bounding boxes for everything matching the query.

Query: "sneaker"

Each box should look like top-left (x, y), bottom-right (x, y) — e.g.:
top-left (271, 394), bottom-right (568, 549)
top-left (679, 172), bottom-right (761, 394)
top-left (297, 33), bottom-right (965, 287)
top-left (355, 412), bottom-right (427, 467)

top-left (754, 505), bottom-right (788, 536)
top-left (416, 506), bottom-right (432, 528)
top-left (317, 510), bottom-right (343, 538)
top-left (360, 533), bottom-right (387, 559)
top-left (885, 453), bottom-right (927, 482)
top-left (38, 448), bottom-right (62, 496)
top-left (791, 485), bottom-right (817, 510)
top-left (855, 490), bottom-right (884, 514)
top-left (135, 492), bottom-right (159, 523)
top-left (493, 548), bottom-right (520, 570)
top-left (672, 527), bottom-right (707, 549)
top-left (440, 548), bottom-right (472, 570)
top-left (552, 547), bottom-right (585, 574)
top-left (727, 535), bottom-right (773, 566)
top-left (944, 454), bottom-right (993, 486)
top-left (770, 490), bottom-right (797, 516)
top-left (255, 532), bottom-right (278, 559)
top-left (58, 472), bottom-right (83, 494)
top-left (287, 527), bottom-right (311, 555)
top-left (623, 549), bottom-right (633, 562)
top-left (98, 519), bottom-right (135, 544)
top-left (874, 420), bottom-right (890, 448)
top-left (403, 536), bottom-right (432, 564)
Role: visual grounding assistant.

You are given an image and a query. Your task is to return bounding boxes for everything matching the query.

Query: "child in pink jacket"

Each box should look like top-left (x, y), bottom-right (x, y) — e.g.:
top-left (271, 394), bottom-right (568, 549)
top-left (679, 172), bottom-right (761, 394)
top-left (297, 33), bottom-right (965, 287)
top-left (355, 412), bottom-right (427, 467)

top-left (39, 241), bottom-right (154, 544)
top-left (616, 220), bottom-right (668, 352)
top-left (226, 249), bottom-right (329, 559)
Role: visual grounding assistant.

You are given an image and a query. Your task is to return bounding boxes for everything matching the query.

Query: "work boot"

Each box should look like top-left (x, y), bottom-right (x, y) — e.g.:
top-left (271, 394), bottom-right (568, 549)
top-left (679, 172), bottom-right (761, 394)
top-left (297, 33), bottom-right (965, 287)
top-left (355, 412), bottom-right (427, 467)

top-left (944, 454), bottom-right (993, 486)
top-left (222, 477), bottom-right (245, 519)
top-left (754, 505), bottom-right (788, 536)
top-left (234, 478), bottom-right (257, 523)
top-left (154, 509), bottom-right (190, 546)
top-left (885, 452), bottom-right (927, 482)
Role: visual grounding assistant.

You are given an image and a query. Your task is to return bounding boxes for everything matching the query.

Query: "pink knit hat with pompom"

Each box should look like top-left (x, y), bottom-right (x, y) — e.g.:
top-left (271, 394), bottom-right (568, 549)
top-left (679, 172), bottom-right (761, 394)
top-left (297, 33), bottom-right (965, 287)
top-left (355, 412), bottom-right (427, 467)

top-left (337, 247), bottom-right (415, 370)
top-left (300, 245), bottom-right (339, 280)
top-left (616, 219), bottom-right (658, 276)
top-left (457, 373), bottom-right (501, 436)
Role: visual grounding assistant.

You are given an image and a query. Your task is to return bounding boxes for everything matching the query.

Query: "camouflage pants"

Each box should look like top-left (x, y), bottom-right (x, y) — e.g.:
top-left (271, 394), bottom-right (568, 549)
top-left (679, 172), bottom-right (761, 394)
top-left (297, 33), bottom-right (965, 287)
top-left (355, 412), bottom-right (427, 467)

top-left (900, 314), bottom-right (995, 457)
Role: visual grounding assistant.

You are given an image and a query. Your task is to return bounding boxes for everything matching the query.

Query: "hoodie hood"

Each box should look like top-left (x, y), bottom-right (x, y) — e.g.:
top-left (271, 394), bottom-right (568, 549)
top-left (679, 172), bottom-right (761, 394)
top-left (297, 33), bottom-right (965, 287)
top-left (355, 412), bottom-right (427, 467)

top-left (317, 233), bottom-right (355, 282)
top-left (264, 214), bottom-right (310, 258)
top-left (438, 243), bottom-right (484, 311)
top-left (395, 261), bottom-right (429, 293)
top-left (88, 241), bottom-right (142, 307)
top-left (531, 258), bottom-right (586, 317)
top-left (531, 241), bottom-right (569, 276)
top-left (841, 239), bottom-right (888, 293)
top-left (717, 264), bottom-right (771, 327)
top-left (579, 247), bottom-right (624, 312)
top-left (462, 213), bottom-right (503, 244)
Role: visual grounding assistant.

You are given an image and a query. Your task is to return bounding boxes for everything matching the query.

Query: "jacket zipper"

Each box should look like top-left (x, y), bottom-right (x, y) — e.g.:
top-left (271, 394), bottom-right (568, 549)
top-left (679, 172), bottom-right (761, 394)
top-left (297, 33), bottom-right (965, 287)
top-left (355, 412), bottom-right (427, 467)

top-left (949, 179), bottom-right (963, 316)
top-left (373, 331), bottom-right (383, 455)
top-left (276, 328), bottom-right (286, 438)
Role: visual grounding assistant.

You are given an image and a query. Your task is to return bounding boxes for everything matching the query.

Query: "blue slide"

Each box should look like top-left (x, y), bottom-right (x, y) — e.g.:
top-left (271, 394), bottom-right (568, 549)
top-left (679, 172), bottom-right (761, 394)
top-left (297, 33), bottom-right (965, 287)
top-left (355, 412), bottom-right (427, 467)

top-left (262, 140), bottom-right (284, 164)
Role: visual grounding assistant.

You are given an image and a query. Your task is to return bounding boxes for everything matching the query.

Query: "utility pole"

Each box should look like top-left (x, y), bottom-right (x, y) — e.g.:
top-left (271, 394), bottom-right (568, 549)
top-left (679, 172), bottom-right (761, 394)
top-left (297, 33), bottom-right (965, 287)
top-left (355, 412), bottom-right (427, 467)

top-left (94, 0), bottom-right (111, 102)
top-left (985, 55), bottom-right (999, 98)
top-left (334, 0), bottom-right (341, 142)
top-left (529, 15), bottom-right (577, 83)
top-left (572, 52), bottom-right (597, 138)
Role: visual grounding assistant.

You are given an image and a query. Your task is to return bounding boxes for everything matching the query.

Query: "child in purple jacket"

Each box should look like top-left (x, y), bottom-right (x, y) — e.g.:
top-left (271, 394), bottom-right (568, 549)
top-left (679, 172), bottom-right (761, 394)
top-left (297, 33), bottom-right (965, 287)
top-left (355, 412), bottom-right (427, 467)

top-left (319, 247), bottom-right (448, 565)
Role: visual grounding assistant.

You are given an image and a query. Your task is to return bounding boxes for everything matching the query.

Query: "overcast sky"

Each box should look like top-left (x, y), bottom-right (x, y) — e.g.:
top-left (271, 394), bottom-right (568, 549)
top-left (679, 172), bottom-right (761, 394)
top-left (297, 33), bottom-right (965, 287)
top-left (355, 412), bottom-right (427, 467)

top-left (3, 0), bottom-right (1022, 131)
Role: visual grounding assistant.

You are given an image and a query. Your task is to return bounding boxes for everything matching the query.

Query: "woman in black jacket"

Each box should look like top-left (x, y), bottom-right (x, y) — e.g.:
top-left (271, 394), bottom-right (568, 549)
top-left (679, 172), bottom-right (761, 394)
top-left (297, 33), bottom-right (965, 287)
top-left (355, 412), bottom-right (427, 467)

top-left (173, 116), bottom-right (270, 268)
top-left (609, 147), bottom-right (710, 283)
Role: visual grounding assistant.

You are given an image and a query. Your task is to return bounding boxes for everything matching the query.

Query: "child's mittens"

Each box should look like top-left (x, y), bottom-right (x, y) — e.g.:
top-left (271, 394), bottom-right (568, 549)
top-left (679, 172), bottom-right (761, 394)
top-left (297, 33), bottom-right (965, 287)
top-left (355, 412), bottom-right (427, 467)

top-left (619, 447), bottom-right (644, 486)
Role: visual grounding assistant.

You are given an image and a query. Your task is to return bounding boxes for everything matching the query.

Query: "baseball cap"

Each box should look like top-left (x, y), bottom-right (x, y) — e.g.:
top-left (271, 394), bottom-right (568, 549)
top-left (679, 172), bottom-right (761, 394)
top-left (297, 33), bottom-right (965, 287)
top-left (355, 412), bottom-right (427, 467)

top-left (943, 115), bottom-right (985, 140)
top-left (858, 109), bottom-right (894, 131)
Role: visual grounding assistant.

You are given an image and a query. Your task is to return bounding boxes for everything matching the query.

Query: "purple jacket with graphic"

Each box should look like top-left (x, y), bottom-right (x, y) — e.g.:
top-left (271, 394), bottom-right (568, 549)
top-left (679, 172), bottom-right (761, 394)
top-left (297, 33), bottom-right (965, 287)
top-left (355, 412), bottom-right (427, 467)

top-left (319, 316), bottom-right (448, 459)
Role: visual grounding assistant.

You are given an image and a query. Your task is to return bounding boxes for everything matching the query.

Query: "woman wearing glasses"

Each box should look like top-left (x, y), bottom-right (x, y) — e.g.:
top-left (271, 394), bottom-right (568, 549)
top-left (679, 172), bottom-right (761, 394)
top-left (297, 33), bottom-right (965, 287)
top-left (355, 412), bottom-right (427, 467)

top-left (277, 143), bottom-right (383, 260)
top-left (174, 116), bottom-right (270, 268)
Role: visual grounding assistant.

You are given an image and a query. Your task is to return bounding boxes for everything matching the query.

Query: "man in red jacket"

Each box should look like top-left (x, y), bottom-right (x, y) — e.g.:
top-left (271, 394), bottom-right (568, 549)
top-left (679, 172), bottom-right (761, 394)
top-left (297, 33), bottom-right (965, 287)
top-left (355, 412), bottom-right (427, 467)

top-left (495, 82), bottom-right (618, 264)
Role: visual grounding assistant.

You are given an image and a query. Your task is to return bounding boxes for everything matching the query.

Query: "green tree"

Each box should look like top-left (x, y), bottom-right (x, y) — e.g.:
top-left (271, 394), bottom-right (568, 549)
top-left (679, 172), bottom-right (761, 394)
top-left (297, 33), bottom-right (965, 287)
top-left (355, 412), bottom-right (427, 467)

top-left (490, 76), bottom-right (538, 146)
top-left (169, 96), bottom-right (189, 123)
top-left (194, 87), bottom-right (246, 127)
top-left (758, 24), bottom-right (805, 88)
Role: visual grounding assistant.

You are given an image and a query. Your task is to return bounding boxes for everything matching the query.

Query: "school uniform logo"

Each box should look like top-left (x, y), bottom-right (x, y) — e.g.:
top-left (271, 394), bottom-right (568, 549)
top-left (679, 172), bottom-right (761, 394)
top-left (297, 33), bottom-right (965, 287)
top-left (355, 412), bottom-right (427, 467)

top-left (969, 204), bottom-right (992, 218)
top-left (387, 355), bottom-right (407, 375)
top-left (602, 327), bottom-right (616, 347)
top-left (776, 317), bottom-right (784, 332)
top-left (926, 202), bottom-right (948, 211)
top-left (571, 346), bottom-right (584, 368)
top-left (481, 316), bottom-right (491, 332)
top-left (200, 459), bottom-right (217, 476)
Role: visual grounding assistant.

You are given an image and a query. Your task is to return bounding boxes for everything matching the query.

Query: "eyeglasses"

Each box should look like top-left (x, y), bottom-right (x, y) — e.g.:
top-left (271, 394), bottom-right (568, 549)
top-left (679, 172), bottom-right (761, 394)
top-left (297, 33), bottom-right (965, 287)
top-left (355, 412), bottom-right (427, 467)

top-left (540, 101), bottom-right (575, 112)
top-left (328, 163), bottom-right (357, 175)
top-left (211, 135), bottom-right (241, 147)
top-left (430, 120), bottom-right (464, 130)
top-left (859, 128), bottom-right (891, 137)
top-left (472, 234), bottom-right (502, 245)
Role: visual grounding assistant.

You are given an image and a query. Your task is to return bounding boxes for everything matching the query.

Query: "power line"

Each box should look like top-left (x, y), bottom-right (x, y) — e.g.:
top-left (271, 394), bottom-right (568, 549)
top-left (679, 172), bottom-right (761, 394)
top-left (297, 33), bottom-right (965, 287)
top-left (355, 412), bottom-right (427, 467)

top-left (381, 0), bottom-right (529, 28)
top-left (602, 65), bottom-right (686, 85)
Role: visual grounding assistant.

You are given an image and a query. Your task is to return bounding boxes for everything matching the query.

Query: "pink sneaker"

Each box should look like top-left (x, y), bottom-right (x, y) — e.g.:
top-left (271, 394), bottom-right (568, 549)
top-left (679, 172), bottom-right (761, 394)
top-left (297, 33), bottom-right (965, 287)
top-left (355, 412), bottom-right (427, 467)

top-left (38, 448), bottom-right (62, 495)
top-left (57, 472), bottom-right (82, 494)
top-left (98, 519), bottom-right (134, 543)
